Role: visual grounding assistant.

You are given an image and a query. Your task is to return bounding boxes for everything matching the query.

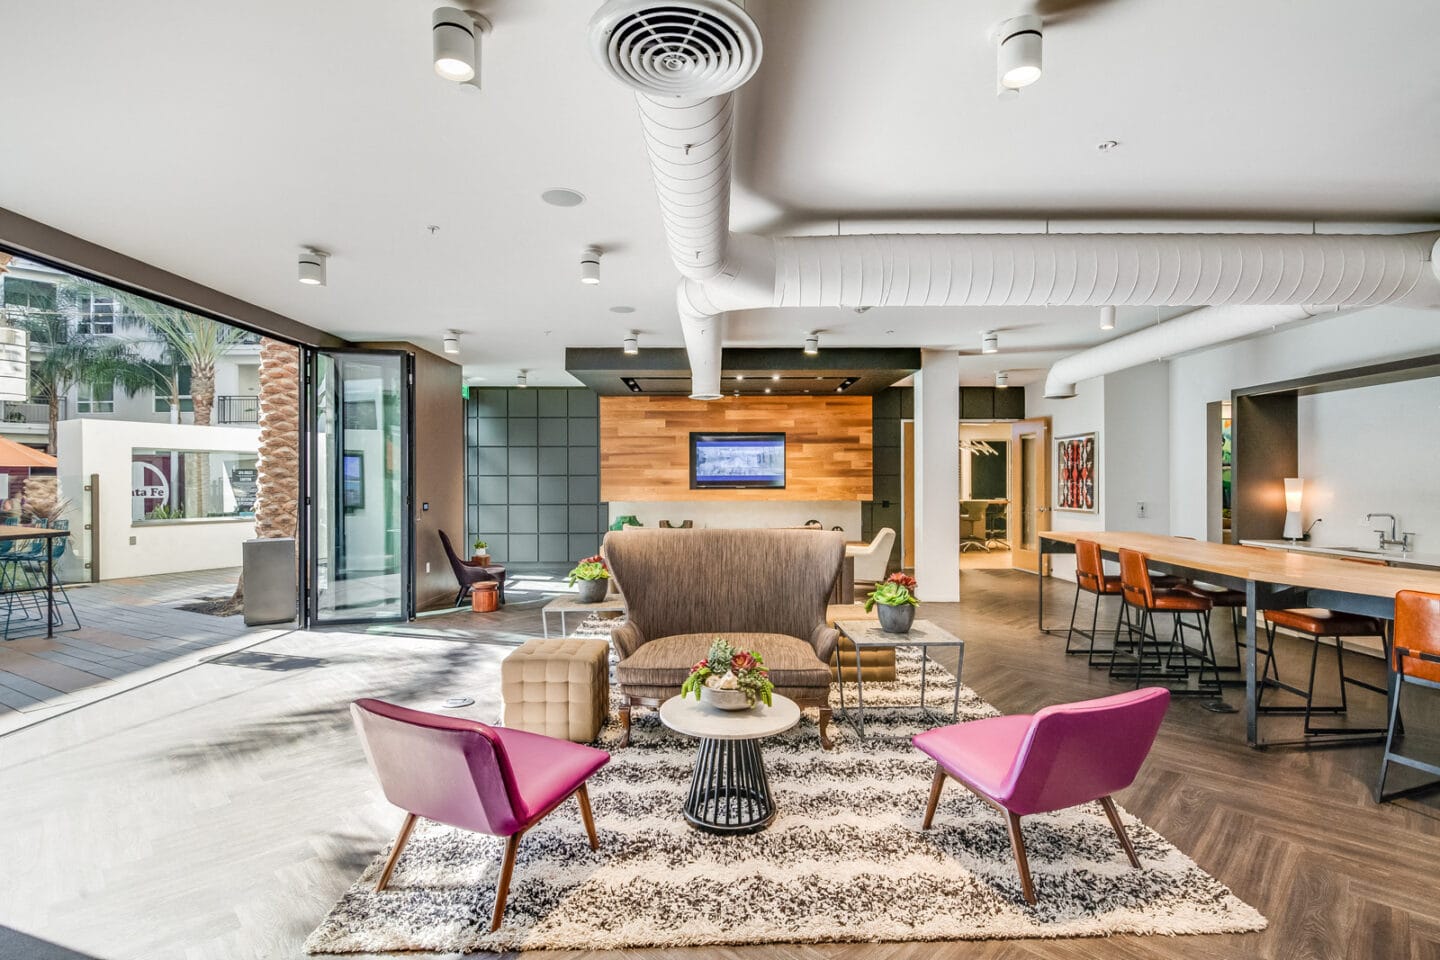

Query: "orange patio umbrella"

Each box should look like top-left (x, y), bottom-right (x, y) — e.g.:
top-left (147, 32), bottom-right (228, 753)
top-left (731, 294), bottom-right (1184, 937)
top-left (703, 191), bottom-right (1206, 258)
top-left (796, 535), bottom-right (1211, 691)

top-left (0, 435), bottom-right (57, 470)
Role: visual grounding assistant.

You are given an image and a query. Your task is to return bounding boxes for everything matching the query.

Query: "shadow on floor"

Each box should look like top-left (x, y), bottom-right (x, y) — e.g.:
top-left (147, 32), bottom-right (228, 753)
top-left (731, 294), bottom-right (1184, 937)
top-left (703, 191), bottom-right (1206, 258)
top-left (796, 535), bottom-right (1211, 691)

top-left (0, 925), bottom-right (105, 960)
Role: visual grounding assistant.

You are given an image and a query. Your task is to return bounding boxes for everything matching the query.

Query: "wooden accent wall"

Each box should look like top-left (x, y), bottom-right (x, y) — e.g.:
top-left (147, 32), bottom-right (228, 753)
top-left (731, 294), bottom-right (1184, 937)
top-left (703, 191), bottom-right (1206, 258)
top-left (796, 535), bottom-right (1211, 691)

top-left (600, 396), bottom-right (873, 501)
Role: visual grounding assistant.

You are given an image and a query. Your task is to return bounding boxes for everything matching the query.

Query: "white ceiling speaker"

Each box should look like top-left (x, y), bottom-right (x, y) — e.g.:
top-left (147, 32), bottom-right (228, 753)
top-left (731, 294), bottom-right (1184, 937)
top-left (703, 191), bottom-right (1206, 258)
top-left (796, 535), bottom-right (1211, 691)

top-left (995, 370), bottom-right (1010, 388)
top-left (995, 15), bottom-right (1043, 90)
top-left (433, 7), bottom-right (490, 86)
top-left (298, 248), bottom-right (327, 286)
top-left (588, 0), bottom-right (763, 98)
top-left (580, 246), bottom-right (602, 285)
top-left (803, 333), bottom-right (819, 356)
top-left (516, 370), bottom-right (528, 388)
top-left (623, 333), bottom-right (639, 355)
top-left (981, 330), bottom-right (999, 354)
top-left (442, 331), bottom-right (460, 355)
top-left (1100, 305), bottom-right (1116, 330)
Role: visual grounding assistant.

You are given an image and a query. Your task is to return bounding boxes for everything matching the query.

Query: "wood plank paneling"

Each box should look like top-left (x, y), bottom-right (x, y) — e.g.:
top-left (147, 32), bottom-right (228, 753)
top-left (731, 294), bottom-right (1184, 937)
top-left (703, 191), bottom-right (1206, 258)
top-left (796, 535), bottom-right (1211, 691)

top-left (600, 396), bottom-right (873, 502)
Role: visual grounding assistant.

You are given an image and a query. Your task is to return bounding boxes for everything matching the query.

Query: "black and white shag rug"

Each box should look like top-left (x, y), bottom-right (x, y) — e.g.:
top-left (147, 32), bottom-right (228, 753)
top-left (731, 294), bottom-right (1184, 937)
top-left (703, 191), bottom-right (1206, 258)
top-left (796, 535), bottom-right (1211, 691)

top-left (306, 617), bottom-right (1266, 953)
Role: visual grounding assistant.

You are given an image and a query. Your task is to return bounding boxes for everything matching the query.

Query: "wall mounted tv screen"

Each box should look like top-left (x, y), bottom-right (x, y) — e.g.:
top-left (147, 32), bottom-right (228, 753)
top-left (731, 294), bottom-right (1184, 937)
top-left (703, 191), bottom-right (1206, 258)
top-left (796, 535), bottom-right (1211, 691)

top-left (690, 432), bottom-right (786, 489)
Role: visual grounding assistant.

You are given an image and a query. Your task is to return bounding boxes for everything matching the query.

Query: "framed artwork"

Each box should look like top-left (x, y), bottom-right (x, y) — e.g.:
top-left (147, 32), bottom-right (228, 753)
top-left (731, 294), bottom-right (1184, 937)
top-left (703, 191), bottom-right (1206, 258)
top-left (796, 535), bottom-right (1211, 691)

top-left (1056, 433), bottom-right (1097, 513)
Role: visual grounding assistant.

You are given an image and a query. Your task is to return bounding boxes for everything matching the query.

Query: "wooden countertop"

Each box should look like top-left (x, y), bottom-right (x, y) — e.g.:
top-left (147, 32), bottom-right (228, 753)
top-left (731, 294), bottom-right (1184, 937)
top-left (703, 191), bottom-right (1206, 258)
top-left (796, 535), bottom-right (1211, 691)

top-left (1041, 530), bottom-right (1440, 598)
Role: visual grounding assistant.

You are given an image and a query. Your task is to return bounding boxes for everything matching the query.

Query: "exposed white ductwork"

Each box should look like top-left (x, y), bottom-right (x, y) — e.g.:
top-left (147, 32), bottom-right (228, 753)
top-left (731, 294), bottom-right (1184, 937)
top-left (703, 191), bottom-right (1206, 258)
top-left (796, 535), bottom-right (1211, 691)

top-left (1041, 304), bottom-right (1341, 399)
top-left (591, 0), bottom-right (1440, 399)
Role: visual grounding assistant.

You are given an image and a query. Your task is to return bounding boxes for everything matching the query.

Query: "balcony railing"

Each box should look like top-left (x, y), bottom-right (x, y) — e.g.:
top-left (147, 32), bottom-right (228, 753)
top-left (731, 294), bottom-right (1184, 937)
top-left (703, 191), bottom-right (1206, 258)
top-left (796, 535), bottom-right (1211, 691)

top-left (216, 395), bottom-right (259, 424)
top-left (0, 398), bottom-right (62, 425)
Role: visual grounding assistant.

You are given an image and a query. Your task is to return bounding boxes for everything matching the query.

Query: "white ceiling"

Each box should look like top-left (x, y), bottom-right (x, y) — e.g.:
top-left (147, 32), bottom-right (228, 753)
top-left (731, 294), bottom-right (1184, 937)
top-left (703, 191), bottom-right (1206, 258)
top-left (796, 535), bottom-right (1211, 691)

top-left (1, 0), bottom-right (1436, 390)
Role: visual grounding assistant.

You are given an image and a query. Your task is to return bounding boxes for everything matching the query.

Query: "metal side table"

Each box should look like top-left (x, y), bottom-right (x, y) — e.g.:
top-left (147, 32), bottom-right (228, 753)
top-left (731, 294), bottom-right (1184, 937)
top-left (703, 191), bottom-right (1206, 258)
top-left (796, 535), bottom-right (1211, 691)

top-left (834, 619), bottom-right (965, 739)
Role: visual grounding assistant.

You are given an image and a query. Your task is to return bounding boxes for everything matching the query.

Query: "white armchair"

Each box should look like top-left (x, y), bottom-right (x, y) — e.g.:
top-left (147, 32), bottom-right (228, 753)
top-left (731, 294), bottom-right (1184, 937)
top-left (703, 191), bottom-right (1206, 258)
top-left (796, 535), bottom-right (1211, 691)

top-left (847, 527), bottom-right (896, 585)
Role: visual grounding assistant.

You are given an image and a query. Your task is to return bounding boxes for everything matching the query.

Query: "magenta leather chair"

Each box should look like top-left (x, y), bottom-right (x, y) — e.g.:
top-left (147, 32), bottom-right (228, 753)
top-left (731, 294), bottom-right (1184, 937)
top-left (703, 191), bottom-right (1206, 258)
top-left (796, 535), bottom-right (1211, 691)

top-left (912, 687), bottom-right (1169, 904)
top-left (350, 698), bottom-right (609, 931)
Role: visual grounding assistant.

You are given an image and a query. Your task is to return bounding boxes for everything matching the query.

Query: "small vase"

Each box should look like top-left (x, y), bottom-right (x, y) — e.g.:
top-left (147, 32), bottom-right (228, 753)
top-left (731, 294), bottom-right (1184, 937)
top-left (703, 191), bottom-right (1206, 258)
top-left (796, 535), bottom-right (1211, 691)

top-left (576, 578), bottom-right (608, 603)
top-left (876, 602), bottom-right (915, 634)
top-left (701, 686), bottom-right (753, 711)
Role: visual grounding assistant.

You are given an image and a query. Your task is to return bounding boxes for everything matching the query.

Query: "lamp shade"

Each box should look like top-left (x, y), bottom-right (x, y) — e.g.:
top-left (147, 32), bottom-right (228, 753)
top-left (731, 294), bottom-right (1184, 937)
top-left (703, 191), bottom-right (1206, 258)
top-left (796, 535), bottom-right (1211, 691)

top-left (1283, 477), bottom-right (1303, 512)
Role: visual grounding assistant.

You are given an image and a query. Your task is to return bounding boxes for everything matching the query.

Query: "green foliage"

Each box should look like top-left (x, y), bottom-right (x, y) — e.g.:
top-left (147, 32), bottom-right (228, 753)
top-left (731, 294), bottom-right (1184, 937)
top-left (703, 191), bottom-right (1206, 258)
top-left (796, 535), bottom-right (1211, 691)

top-left (145, 503), bottom-right (186, 521)
top-left (864, 580), bottom-right (919, 612)
top-left (473, 539), bottom-right (487, 550)
top-left (681, 637), bottom-right (775, 707)
top-left (566, 555), bottom-right (609, 585)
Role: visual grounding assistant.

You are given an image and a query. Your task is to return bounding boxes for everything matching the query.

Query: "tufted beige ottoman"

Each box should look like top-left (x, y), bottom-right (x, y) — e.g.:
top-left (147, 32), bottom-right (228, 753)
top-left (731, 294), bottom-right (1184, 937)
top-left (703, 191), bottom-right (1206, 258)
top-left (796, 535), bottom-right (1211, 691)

top-left (501, 638), bottom-right (610, 743)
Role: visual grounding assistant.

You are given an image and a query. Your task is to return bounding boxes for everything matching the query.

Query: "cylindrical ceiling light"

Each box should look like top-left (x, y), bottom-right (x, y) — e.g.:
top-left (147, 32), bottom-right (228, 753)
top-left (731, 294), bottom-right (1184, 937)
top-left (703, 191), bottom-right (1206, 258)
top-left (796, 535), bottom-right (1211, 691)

top-left (981, 330), bottom-right (999, 354)
top-left (1100, 305), bottom-right (1116, 330)
top-left (298, 248), bottom-right (327, 286)
top-left (622, 333), bottom-right (638, 356)
top-left (442, 331), bottom-right (460, 354)
top-left (996, 15), bottom-right (1043, 90)
top-left (995, 370), bottom-right (1009, 388)
top-left (432, 7), bottom-right (484, 83)
top-left (516, 370), bottom-right (528, 388)
top-left (580, 245), bottom-right (602, 285)
top-left (803, 333), bottom-right (819, 356)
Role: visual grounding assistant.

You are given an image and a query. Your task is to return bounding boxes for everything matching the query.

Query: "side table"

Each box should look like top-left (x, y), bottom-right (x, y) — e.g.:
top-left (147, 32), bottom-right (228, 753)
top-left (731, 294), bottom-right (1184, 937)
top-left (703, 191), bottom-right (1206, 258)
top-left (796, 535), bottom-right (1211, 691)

top-left (833, 619), bottom-right (965, 739)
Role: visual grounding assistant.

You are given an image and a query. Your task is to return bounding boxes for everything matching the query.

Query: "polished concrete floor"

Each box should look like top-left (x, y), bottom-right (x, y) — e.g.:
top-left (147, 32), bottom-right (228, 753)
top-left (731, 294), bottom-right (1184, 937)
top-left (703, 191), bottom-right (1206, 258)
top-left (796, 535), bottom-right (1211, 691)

top-left (1, 570), bottom-right (1437, 960)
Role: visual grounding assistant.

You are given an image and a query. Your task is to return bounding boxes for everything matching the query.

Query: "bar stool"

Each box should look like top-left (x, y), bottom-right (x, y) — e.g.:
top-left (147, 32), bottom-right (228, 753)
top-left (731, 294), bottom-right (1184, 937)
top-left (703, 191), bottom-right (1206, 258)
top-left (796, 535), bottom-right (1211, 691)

top-left (1258, 607), bottom-right (1388, 738)
top-left (1064, 539), bottom-right (1123, 666)
top-left (1376, 589), bottom-right (1440, 802)
top-left (1112, 548), bottom-right (1221, 695)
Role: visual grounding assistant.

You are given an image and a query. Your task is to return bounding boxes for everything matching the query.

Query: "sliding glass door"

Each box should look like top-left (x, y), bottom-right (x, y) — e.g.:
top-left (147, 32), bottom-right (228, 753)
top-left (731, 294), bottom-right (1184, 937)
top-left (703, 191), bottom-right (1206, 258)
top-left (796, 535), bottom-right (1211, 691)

top-left (306, 349), bottom-right (413, 624)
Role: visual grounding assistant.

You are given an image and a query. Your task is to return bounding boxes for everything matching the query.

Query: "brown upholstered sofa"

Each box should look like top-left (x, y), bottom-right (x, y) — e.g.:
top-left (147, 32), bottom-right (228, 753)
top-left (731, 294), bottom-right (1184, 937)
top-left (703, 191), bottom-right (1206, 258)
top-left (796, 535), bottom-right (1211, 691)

top-left (604, 527), bottom-right (844, 748)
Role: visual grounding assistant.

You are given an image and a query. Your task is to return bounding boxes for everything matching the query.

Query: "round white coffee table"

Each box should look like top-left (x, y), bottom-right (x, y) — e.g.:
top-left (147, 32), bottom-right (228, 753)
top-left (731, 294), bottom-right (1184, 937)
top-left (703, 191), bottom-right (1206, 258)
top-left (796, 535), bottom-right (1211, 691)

top-left (658, 693), bottom-right (801, 834)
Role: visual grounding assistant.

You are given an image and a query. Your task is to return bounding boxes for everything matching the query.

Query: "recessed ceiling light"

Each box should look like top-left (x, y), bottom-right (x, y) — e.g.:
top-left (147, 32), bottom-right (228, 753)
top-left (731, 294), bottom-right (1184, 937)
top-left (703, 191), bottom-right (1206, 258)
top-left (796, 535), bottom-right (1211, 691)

top-left (297, 248), bottom-right (327, 286)
top-left (442, 330), bottom-right (460, 355)
top-left (1100, 305), bottom-right (1117, 330)
top-left (981, 330), bottom-right (999, 354)
top-left (764, 387), bottom-right (772, 394)
top-left (771, 373), bottom-right (780, 381)
top-left (995, 15), bottom-right (1043, 90)
top-left (541, 188), bottom-right (586, 207)
top-left (735, 374), bottom-right (744, 381)
top-left (580, 245), bottom-right (601, 285)
top-left (609, 305), bottom-right (635, 314)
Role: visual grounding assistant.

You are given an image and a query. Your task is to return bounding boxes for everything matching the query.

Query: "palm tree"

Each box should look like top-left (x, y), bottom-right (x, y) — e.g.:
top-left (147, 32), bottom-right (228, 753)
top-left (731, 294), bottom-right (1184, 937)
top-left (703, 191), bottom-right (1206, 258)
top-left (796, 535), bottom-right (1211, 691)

top-left (113, 292), bottom-right (247, 425)
top-left (12, 279), bottom-right (153, 452)
top-left (234, 336), bottom-right (300, 602)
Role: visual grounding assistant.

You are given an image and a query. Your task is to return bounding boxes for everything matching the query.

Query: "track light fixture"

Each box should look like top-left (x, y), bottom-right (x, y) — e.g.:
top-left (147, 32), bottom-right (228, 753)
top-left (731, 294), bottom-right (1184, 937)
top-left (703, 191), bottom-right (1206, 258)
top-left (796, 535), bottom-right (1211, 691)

top-left (995, 370), bottom-right (1009, 388)
top-left (442, 331), bottom-right (460, 355)
top-left (432, 7), bottom-right (490, 86)
top-left (580, 245), bottom-right (602, 285)
top-left (297, 248), bottom-right (327, 286)
top-left (516, 370), bottom-right (528, 388)
top-left (623, 333), bottom-right (638, 356)
top-left (981, 330), bottom-right (999, 354)
top-left (1100, 305), bottom-right (1116, 331)
top-left (803, 333), bottom-right (819, 356)
top-left (995, 15), bottom-right (1043, 90)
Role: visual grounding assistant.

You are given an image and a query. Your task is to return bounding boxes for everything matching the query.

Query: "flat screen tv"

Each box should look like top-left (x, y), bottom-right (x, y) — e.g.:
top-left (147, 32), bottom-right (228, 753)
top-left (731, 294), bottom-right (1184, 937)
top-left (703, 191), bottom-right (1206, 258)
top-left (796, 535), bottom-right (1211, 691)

top-left (690, 432), bottom-right (786, 489)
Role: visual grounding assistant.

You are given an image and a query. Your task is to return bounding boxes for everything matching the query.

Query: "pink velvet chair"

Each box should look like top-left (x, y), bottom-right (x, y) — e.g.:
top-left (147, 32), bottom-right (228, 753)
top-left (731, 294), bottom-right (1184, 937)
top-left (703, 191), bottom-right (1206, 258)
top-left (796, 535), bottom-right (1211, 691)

top-left (350, 698), bottom-right (609, 931)
top-left (912, 687), bottom-right (1170, 904)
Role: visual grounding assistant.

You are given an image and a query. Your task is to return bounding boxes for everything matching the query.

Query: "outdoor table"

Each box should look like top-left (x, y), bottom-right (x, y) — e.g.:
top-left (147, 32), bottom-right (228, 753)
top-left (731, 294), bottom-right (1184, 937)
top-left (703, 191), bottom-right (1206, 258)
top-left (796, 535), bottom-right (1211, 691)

top-left (0, 525), bottom-right (70, 639)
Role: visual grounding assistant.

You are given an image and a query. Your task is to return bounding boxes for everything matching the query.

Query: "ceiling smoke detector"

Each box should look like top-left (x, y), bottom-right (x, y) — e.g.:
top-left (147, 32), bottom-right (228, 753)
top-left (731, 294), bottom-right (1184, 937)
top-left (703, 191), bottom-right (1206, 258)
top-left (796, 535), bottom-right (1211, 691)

top-left (588, 0), bottom-right (763, 98)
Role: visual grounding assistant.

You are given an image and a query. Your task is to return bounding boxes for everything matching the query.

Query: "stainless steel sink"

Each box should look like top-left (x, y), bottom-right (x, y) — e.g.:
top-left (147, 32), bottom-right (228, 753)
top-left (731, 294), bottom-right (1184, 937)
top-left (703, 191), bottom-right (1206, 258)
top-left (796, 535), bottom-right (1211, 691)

top-left (1328, 546), bottom-right (1390, 556)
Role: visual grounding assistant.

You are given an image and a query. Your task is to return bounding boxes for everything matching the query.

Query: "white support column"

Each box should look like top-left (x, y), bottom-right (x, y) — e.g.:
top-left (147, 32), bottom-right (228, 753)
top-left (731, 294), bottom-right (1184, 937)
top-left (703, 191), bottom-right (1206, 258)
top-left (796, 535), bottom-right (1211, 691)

top-left (914, 349), bottom-right (960, 602)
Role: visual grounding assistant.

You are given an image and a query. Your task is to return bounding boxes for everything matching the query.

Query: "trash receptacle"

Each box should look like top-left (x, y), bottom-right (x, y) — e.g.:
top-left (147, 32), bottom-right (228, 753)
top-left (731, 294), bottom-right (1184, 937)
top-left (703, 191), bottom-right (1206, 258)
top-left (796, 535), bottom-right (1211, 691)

top-left (243, 537), bottom-right (297, 626)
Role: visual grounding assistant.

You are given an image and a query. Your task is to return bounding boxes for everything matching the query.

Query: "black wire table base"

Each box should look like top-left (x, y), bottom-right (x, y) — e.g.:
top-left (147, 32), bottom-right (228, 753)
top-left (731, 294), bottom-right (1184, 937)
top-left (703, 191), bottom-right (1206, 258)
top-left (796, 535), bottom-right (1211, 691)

top-left (683, 736), bottom-right (776, 834)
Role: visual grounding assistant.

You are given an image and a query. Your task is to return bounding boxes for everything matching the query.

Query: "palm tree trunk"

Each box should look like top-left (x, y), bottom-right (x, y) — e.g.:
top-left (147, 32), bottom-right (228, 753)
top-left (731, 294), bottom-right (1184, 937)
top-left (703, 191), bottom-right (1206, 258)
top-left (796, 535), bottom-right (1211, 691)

top-left (47, 392), bottom-right (58, 455)
top-left (191, 362), bottom-right (216, 426)
top-left (235, 338), bottom-right (300, 600)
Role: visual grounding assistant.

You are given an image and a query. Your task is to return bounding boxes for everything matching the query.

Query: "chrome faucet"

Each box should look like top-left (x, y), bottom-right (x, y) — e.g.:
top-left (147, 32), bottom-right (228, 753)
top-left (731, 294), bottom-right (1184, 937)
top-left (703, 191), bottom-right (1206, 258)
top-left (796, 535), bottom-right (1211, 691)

top-left (1367, 513), bottom-right (1415, 552)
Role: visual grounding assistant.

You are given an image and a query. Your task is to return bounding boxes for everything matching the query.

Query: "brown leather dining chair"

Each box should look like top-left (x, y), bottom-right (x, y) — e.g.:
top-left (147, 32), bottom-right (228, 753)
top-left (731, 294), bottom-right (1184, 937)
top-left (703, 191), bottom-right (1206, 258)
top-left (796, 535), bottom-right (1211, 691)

top-left (1064, 539), bottom-right (1125, 668)
top-left (1376, 590), bottom-right (1440, 801)
top-left (1112, 548), bottom-right (1220, 695)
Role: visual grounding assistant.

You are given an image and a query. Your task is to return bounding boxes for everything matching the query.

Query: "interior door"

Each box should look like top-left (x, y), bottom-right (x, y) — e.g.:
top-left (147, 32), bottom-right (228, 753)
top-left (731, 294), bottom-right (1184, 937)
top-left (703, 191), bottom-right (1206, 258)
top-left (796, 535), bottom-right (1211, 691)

top-left (1008, 418), bottom-right (1051, 574)
top-left (306, 349), bottom-right (413, 624)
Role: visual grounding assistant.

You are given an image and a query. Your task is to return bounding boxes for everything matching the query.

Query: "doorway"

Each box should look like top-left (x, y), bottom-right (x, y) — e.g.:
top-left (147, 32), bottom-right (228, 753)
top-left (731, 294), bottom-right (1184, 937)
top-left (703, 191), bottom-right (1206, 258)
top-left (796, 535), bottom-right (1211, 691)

top-left (305, 349), bottom-right (414, 624)
top-left (1008, 417), bottom-right (1051, 574)
top-left (959, 422), bottom-right (1012, 569)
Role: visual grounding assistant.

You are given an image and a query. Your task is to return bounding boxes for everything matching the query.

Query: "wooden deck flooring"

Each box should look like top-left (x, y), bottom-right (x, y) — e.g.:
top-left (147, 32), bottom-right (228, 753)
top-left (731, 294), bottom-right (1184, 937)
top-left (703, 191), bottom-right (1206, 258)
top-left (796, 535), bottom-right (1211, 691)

top-left (0, 569), bottom-right (1437, 959)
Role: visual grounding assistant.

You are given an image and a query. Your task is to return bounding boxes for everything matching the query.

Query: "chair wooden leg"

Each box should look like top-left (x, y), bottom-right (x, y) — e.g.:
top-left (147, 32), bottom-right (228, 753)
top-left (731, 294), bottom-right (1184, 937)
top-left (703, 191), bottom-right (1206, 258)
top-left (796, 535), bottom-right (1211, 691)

top-left (1005, 811), bottom-right (1037, 905)
top-left (1098, 795), bottom-right (1142, 869)
top-left (817, 706), bottom-right (834, 750)
top-left (576, 783), bottom-right (599, 850)
top-left (375, 812), bottom-right (418, 892)
top-left (490, 832), bottom-right (522, 933)
top-left (618, 705), bottom-right (632, 748)
top-left (922, 765), bottom-right (945, 830)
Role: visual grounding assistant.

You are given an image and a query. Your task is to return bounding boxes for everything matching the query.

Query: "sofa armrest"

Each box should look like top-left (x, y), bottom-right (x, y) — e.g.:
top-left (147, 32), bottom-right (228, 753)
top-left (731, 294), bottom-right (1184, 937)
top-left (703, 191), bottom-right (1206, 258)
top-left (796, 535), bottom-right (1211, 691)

top-left (809, 623), bottom-right (840, 666)
top-left (611, 621), bottom-right (647, 661)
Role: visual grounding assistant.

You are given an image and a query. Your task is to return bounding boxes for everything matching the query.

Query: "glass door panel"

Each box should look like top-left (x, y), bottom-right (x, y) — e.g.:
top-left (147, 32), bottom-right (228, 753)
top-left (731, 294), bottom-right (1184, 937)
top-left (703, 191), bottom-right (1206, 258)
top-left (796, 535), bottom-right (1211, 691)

top-left (308, 350), bottom-right (412, 623)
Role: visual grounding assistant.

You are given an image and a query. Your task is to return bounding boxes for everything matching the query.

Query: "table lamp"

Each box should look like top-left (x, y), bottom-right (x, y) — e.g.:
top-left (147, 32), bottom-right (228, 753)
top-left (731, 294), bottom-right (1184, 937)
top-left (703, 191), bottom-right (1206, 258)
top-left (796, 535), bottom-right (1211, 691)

top-left (1283, 477), bottom-right (1304, 540)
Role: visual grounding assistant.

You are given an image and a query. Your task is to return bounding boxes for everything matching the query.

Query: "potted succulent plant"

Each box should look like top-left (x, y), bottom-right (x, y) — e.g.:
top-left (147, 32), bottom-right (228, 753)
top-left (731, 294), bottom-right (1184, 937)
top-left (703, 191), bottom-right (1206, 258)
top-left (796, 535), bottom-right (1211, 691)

top-left (567, 554), bottom-right (610, 603)
top-left (682, 638), bottom-right (774, 711)
top-left (472, 539), bottom-right (490, 564)
top-left (865, 572), bottom-right (919, 634)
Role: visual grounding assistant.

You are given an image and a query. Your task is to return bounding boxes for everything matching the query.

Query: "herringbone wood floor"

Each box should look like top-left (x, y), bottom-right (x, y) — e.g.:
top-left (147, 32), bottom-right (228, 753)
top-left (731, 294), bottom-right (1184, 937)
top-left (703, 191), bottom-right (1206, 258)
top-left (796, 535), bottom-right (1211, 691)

top-left (1, 569), bottom-right (1437, 960)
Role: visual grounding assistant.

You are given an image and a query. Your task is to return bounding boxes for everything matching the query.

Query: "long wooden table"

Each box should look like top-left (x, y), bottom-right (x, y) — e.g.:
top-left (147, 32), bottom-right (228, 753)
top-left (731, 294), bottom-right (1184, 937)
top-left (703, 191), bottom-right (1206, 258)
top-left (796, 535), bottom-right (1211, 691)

top-left (1039, 530), bottom-right (1440, 747)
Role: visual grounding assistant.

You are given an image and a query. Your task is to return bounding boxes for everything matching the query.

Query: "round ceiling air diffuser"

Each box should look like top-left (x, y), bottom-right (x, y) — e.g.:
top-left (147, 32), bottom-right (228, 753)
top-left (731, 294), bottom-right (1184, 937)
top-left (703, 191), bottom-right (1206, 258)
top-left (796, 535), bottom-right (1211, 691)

top-left (588, 0), bottom-right (763, 98)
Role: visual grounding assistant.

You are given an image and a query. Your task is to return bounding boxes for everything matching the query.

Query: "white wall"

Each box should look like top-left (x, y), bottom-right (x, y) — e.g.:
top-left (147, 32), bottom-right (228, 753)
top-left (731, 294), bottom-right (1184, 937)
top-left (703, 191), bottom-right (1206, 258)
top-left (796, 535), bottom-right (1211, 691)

top-left (1297, 377), bottom-right (1440, 550)
top-left (1024, 377), bottom-right (1106, 580)
top-left (57, 419), bottom-right (257, 579)
top-left (608, 501), bottom-right (862, 538)
top-left (1168, 305), bottom-right (1440, 539)
top-left (1103, 363), bottom-right (1171, 537)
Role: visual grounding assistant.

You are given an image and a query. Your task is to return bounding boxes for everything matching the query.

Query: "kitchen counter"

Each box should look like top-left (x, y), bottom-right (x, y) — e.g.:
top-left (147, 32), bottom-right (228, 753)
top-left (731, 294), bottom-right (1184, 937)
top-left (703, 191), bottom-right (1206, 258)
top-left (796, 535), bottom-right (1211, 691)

top-left (1240, 539), bottom-right (1440, 570)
